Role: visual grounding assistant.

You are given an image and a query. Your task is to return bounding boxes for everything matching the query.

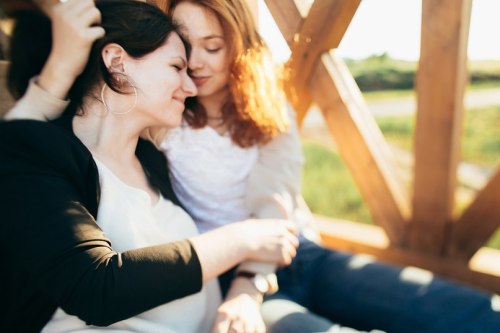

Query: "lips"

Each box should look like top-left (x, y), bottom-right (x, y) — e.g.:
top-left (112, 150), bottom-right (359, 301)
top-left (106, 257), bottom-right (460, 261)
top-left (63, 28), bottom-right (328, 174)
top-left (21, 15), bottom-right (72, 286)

top-left (172, 97), bottom-right (186, 108)
top-left (191, 76), bottom-right (209, 86)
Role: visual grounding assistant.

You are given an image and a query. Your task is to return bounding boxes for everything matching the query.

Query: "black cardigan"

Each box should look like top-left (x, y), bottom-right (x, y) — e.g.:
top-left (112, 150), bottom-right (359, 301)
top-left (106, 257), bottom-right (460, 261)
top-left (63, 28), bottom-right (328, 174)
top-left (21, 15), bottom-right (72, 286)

top-left (0, 119), bottom-right (202, 332)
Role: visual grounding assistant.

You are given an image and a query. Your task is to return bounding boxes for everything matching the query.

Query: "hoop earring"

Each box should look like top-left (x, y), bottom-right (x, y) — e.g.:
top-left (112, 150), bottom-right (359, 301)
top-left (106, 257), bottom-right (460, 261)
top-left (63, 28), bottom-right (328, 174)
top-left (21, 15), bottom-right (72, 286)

top-left (100, 79), bottom-right (138, 115)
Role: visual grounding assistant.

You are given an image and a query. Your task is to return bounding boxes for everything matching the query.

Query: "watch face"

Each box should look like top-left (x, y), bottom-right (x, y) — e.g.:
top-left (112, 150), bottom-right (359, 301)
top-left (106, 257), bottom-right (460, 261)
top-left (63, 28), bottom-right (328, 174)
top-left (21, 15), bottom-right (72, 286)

top-left (253, 275), bottom-right (269, 294)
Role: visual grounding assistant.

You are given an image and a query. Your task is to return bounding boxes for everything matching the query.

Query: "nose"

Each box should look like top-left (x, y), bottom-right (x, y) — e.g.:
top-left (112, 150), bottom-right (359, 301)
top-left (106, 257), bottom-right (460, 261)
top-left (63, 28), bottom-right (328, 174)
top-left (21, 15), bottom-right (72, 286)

top-left (188, 48), bottom-right (203, 71)
top-left (183, 72), bottom-right (197, 97)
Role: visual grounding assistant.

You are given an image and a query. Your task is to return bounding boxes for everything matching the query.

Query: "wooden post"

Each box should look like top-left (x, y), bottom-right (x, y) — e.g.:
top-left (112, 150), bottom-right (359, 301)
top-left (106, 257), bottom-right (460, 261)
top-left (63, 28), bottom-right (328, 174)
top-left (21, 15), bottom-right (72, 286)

top-left (309, 52), bottom-right (410, 244)
top-left (0, 60), bottom-right (14, 118)
top-left (410, 0), bottom-right (472, 254)
top-left (448, 168), bottom-right (500, 260)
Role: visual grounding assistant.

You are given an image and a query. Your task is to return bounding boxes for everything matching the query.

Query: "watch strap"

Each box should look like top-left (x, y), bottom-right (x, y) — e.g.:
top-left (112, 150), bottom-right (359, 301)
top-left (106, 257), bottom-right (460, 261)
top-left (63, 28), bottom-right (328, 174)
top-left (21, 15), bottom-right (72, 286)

top-left (235, 270), bottom-right (278, 295)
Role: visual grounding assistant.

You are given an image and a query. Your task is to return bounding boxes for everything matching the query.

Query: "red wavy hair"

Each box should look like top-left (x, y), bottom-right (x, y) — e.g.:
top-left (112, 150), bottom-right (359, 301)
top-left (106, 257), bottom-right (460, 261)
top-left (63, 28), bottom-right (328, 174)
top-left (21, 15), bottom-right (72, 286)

top-left (157, 0), bottom-right (290, 147)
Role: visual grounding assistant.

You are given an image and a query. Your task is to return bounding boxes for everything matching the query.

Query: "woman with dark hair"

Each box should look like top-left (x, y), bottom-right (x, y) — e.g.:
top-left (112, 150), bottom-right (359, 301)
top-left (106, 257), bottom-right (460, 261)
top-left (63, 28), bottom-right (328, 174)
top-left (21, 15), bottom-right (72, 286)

top-left (9, 1), bottom-right (499, 333)
top-left (0, 1), bottom-right (298, 332)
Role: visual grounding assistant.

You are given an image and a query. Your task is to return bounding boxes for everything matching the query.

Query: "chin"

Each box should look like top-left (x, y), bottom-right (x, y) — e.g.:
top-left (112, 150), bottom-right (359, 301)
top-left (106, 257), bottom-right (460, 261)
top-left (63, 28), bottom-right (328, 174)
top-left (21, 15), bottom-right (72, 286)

top-left (195, 86), bottom-right (215, 98)
top-left (167, 115), bottom-right (183, 128)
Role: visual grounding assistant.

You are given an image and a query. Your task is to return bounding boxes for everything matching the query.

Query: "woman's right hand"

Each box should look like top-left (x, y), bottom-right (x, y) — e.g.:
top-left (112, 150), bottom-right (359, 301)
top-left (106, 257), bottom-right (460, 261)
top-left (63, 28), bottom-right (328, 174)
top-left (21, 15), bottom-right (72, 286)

top-left (189, 218), bottom-right (299, 283)
top-left (235, 219), bottom-right (299, 266)
top-left (39, 0), bottom-right (105, 100)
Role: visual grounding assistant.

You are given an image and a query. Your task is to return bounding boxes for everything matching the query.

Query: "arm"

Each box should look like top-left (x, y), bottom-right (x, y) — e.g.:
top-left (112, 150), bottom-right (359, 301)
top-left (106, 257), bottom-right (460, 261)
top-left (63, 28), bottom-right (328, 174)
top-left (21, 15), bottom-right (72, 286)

top-left (0, 121), bottom-right (202, 326)
top-left (239, 105), bottom-right (316, 277)
top-left (0, 121), bottom-right (298, 326)
top-left (209, 107), bottom-right (308, 332)
top-left (4, 76), bottom-right (70, 120)
top-left (211, 277), bottom-right (266, 333)
top-left (246, 105), bottom-right (305, 220)
top-left (4, 0), bottom-right (104, 120)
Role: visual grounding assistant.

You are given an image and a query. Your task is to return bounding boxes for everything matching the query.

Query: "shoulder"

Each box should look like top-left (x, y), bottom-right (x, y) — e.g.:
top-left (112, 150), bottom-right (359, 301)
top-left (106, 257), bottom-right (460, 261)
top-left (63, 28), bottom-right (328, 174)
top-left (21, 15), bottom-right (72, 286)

top-left (0, 119), bottom-right (93, 175)
top-left (0, 119), bottom-right (74, 144)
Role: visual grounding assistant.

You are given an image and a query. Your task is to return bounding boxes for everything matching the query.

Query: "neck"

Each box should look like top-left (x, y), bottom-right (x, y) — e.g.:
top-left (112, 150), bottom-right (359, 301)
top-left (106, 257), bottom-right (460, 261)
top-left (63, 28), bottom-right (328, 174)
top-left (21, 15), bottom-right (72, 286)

top-left (73, 100), bottom-right (143, 165)
top-left (198, 88), bottom-right (228, 118)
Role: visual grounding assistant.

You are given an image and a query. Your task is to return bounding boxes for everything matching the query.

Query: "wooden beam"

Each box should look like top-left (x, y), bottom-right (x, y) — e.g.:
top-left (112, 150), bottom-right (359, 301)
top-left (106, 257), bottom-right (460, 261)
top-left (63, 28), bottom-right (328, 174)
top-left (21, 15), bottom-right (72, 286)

top-left (289, 0), bottom-right (360, 90)
top-left (315, 215), bottom-right (500, 294)
top-left (287, 0), bottom-right (360, 125)
top-left (308, 51), bottom-right (410, 244)
top-left (0, 60), bottom-right (14, 118)
top-left (263, 0), bottom-right (311, 125)
top-left (263, 0), bottom-right (360, 126)
top-left (447, 167), bottom-right (500, 260)
top-left (411, 0), bottom-right (472, 253)
top-left (263, 0), bottom-right (302, 45)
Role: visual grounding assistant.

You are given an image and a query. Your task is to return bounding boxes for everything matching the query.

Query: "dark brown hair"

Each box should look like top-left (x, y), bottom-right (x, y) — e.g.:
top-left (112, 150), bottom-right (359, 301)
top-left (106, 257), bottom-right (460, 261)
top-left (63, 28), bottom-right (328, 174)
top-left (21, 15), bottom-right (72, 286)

top-left (7, 0), bottom-right (186, 118)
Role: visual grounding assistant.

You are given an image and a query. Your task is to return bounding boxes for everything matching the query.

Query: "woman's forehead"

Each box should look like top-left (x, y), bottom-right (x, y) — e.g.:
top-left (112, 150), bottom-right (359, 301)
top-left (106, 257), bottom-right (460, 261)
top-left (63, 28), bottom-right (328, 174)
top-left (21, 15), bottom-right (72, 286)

top-left (172, 2), bottom-right (224, 40)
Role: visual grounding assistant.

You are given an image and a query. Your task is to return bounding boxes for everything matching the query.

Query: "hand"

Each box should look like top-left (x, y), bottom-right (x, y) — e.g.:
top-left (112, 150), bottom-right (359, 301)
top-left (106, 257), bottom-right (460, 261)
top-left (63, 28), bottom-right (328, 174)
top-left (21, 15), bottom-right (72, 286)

top-left (236, 219), bottom-right (299, 267)
top-left (211, 292), bottom-right (265, 333)
top-left (39, 0), bottom-right (105, 99)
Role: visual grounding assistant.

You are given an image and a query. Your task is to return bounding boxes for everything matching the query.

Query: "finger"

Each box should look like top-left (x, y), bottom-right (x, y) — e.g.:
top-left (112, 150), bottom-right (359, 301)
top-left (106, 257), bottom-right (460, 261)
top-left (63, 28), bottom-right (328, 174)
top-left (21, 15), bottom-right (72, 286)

top-left (228, 319), bottom-right (245, 333)
top-left (288, 232), bottom-right (300, 249)
top-left (242, 320), bottom-right (262, 333)
top-left (80, 6), bottom-right (102, 27)
top-left (279, 239), bottom-right (296, 266)
top-left (285, 221), bottom-right (299, 236)
top-left (55, 0), bottom-right (84, 18)
top-left (64, 0), bottom-right (95, 16)
top-left (247, 320), bottom-right (265, 333)
top-left (86, 26), bottom-right (106, 42)
top-left (256, 320), bottom-right (266, 333)
top-left (212, 316), bottom-right (231, 333)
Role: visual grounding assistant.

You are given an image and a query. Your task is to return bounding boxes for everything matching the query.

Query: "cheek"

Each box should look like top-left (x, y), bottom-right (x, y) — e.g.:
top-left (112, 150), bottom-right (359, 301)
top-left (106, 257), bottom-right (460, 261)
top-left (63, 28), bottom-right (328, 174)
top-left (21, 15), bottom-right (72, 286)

top-left (139, 73), bottom-right (176, 103)
top-left (210, 51), bottom-right (230, 74)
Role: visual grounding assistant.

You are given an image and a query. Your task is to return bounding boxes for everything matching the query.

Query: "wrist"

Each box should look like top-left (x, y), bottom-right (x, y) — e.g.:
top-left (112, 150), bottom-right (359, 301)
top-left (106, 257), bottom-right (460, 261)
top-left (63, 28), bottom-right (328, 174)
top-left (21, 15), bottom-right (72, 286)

top-left (39, 57), bottom-right (77, 100)
top-left (234, 270), bottom-right (278, 300)
top-left (229, 276), bottom-right (264, 304)
top-left (226, 222), bottom-right (255, 259)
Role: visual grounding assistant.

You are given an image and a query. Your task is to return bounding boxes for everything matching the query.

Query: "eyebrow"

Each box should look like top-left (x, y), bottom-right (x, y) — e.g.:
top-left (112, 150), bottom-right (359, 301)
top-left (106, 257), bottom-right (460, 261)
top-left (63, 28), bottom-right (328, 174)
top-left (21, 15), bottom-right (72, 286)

top-left (198, 34), bottom-right (224, 41)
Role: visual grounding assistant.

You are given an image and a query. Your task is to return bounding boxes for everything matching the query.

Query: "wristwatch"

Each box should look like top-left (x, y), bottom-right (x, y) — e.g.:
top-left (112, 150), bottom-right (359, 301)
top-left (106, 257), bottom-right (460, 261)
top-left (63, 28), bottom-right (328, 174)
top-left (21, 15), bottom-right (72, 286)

top-left (235, 270), bottom-right (271, 295)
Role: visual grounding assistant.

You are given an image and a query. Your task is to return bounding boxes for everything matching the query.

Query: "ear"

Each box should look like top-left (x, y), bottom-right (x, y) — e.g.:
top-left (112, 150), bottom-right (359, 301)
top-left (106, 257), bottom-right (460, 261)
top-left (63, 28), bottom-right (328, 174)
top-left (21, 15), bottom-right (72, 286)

top-left (102, 43), bottom-right (126, 73)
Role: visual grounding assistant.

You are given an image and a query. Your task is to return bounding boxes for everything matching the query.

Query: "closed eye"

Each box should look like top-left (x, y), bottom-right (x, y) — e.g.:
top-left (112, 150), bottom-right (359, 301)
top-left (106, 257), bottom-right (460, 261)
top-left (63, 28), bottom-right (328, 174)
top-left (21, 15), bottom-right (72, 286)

top-left (171, 57), bottom-right (187, 71)
top-left (206, 47), bottom-right (222, 54)
top-left (172, 64), bottom-right (183, 71)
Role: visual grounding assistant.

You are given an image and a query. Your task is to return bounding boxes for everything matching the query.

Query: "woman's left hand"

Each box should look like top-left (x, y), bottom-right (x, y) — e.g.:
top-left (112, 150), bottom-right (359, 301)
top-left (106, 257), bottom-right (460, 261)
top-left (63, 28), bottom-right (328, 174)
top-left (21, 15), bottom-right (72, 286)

top-left (211, 293), bottom-right (266, 333)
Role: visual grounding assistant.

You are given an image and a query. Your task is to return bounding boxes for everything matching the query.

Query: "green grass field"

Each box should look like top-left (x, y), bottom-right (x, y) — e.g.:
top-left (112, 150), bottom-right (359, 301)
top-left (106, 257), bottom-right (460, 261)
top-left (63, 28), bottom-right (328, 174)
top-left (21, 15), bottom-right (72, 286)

top-left (376, 105), bottom-right (500, 166)
top-left (345, 55), bottom-right (500, 92)
top-left (301, 104), bottom-right (500, 249)
top-left (301, 56), bottom-right (500, 249)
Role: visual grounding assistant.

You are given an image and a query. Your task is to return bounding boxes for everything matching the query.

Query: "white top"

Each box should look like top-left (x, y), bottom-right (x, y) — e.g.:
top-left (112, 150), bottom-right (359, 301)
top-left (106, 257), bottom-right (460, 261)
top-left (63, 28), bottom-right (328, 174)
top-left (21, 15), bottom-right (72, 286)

top-left (162, 123), bottom-right (258, 232)
top-left (42, 159), bottom-right (221, 333)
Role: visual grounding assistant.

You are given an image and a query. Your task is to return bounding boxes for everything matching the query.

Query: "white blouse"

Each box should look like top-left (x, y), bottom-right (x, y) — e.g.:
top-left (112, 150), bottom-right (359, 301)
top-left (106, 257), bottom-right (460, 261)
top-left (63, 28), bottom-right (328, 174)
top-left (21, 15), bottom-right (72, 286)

top-left (162, 123), bottom-right (258, 232)
top-left (42, 159), bottom-right (221, 333)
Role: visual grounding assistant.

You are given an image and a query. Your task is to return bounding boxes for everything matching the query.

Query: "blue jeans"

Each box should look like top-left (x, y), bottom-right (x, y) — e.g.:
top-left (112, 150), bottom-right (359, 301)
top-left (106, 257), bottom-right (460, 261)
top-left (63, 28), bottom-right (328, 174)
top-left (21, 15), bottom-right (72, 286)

top-left (260, 240), bottom-right (500, 333)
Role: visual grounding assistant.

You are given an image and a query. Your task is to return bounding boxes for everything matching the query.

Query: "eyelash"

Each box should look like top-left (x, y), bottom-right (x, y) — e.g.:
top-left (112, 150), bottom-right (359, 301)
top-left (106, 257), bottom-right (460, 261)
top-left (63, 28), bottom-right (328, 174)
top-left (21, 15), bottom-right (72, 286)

top-left (206, 48), bottom-right (221, 54)
top-left (172, 64), bottom-right (183, 71)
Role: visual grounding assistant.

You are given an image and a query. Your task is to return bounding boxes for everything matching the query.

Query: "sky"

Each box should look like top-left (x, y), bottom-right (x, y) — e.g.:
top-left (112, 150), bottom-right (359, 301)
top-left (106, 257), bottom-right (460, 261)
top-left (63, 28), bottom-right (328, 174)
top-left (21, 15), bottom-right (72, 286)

top-left (258, 0), bottom-right (500, 62)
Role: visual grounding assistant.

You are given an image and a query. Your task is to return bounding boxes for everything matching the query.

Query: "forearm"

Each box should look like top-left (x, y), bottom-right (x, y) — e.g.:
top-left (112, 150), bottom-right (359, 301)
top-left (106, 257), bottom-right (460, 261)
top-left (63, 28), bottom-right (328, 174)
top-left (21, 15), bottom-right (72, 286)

top-left (38, 53), bottom-right (78, 100)
top-left (226, 276), bottom-right (264, 304)
top-left (189, 223), bottom-right (251, 282)
top-left (4, 76), bottom-right (69, 120)
top-left (246, 107), bottom-right (305, 220)
top-left (0, 122), bottom-right (204, 326)
top-left (60, 241), bottom-right (202, 325)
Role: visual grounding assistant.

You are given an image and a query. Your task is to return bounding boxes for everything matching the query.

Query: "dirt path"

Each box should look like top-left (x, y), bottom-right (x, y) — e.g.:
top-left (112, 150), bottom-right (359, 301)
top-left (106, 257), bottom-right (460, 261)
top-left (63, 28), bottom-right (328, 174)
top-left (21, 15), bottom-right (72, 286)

top-left (302, 87), bottom-right (500, 126)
